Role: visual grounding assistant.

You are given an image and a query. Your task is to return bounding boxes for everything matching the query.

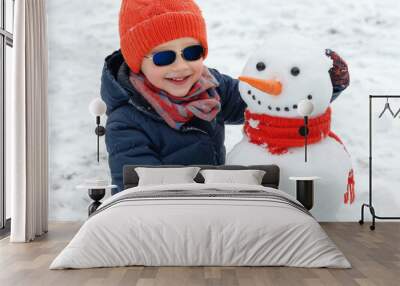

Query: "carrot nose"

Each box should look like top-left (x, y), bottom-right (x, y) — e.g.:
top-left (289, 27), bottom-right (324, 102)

top-left (238, 76), bottom-right (282, 96)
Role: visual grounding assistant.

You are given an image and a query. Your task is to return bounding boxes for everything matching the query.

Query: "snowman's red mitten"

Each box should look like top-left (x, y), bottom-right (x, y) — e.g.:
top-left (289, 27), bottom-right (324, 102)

top-left (325, 49), bottom-right (350, 102)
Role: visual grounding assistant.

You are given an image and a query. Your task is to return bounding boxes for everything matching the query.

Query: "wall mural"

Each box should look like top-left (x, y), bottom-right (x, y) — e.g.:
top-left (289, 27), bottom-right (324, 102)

top-left (48, 0), bottom-right (400, 221)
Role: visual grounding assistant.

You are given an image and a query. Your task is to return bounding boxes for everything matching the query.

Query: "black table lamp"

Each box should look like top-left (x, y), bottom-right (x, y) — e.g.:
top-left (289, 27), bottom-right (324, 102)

top-left (79, 98), bottom-right (116, 216)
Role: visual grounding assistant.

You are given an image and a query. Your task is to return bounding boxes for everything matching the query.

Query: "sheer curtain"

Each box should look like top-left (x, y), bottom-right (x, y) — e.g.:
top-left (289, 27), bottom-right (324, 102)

top-left (7, 0), bottom-right (48, 242)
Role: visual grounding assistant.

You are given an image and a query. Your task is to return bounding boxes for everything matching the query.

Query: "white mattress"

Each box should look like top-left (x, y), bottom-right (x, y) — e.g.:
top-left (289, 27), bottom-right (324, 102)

top-left (50, 183), bottom-right (350, 269)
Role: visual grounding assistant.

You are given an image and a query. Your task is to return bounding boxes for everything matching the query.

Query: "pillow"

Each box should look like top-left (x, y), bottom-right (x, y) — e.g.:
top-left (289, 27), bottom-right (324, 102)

top-left (200, 169), bottom-right (266, 185)
top-left (135, 167), bottom-right (201, 186)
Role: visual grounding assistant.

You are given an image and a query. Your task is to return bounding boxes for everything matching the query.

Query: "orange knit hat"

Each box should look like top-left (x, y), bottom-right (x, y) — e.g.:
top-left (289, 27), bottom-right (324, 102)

top-left (119, 0), bottom-right (208, 73)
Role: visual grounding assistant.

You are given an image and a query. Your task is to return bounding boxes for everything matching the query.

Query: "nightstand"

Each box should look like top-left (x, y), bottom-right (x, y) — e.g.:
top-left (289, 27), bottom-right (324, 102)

top-left (289, 176), bottom-right (320, 210)
top-left (77, 180), bottom-right (117, 216)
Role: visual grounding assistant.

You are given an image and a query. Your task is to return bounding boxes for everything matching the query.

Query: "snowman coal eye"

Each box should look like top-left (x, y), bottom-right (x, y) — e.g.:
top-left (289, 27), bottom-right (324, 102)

top-left (256, 62), bottom-right (266, 71)
top-left (291, 66), bottom-right (300, 76)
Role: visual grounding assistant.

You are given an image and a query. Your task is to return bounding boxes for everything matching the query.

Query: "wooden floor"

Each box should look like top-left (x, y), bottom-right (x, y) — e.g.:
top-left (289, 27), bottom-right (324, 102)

top-left (0, 221), bottom-right (399, 286)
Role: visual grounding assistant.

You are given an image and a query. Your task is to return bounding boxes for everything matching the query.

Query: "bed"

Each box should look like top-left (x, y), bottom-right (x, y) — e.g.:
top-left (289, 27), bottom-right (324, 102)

top-left (49, 164), bottom-right (350, 269)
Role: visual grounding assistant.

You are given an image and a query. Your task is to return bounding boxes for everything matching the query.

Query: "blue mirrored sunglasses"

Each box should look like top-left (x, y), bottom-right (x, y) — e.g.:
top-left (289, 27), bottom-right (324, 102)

top-left (145, 45), bottom-right (204, 67)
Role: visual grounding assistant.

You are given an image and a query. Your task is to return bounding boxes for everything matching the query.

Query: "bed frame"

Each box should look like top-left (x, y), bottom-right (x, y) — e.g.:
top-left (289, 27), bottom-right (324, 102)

top-left (123, 164), bottom-right (280, 190)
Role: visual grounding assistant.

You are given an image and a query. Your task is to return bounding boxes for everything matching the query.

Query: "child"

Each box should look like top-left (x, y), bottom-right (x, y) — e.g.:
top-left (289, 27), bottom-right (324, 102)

top-left (100, 0), bottom-right (349, 195)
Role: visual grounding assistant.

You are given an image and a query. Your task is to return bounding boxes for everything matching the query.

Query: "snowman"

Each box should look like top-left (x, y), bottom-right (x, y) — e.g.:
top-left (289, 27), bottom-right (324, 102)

top-left (227, 34), bottom-right (354, 221)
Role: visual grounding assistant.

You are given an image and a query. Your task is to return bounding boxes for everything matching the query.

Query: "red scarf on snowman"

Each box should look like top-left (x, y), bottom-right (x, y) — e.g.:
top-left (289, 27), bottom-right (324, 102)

top-left (244, 107), bottom-right (355, 204)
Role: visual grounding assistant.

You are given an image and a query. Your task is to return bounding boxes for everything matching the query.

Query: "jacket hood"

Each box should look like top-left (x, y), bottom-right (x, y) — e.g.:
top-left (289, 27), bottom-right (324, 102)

top-left (100, 50), bottom-right (132, 115)
top-left (101, 49), bottom-right (156, 116)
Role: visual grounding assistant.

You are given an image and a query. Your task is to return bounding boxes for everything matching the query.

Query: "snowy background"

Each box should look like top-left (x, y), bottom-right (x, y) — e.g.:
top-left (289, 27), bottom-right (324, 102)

top-left (47, 0), bottom-right (400, 221)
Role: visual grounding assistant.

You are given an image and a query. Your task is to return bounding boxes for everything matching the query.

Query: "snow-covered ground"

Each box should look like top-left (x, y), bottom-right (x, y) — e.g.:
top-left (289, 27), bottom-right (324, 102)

top-left (47, 0), bottom-right (400, 221)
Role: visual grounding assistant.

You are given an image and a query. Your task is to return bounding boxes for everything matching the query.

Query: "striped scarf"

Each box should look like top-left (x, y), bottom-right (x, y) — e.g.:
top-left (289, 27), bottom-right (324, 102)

top-left (129, 67), bottom-right (221, 130)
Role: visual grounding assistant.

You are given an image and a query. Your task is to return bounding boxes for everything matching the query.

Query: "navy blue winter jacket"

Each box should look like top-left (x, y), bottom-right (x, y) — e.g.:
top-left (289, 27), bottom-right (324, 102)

top-left (100, 50), bottom-right (247, 194)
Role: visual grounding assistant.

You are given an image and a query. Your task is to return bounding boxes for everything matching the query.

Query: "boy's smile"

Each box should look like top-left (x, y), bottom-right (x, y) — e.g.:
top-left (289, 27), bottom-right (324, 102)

top-left (140, 37), bottom-right (204, 97)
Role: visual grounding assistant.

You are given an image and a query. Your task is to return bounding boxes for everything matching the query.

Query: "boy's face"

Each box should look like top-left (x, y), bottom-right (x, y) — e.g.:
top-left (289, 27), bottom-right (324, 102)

top-left (140, 37), bottom-right (204, 97)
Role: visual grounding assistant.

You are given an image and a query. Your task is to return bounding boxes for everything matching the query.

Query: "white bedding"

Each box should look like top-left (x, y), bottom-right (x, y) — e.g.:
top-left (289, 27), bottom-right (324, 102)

top-left (49, 183), bottom-right (351, 269)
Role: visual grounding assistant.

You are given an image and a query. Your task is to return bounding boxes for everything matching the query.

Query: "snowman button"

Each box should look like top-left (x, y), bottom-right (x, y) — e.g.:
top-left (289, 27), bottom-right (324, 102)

top-left (299, 126), bottom-right (309, 136)
top-left (291, 66), bottom-right (300, 76)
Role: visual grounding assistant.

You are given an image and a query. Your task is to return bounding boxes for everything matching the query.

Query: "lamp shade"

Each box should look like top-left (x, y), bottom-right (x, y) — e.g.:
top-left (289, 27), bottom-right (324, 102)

top-left (297, 99), bottom-right (314, 117)
top-left (89, 98), bottom-right (107, 117)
